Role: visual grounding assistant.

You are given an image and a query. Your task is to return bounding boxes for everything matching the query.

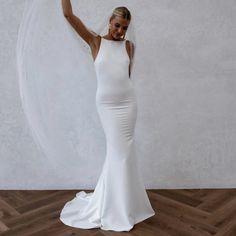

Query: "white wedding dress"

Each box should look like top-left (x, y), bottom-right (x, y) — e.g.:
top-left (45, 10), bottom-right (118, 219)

top-left (59, 36), bottom-right (155, 231)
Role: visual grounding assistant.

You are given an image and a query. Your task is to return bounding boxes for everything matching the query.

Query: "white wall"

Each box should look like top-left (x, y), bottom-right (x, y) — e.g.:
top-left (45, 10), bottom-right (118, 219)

top-left (1, 0), bottom-right (236, 189)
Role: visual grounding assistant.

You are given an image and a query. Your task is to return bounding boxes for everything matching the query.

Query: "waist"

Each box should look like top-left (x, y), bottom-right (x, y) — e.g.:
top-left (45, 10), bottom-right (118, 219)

top-left (96, 84), bottom-right (136, 102)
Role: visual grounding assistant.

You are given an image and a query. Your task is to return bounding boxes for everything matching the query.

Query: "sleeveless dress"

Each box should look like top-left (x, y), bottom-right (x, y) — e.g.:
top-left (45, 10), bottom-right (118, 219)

top-left (59, 36), bottom-right (155, 232)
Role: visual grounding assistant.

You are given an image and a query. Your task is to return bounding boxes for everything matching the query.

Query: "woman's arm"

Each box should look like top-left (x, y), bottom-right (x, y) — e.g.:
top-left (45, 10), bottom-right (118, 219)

top-left (61, 0), bottom-right (96, 46)
top-left (126, 40), bottom-right (135, 78)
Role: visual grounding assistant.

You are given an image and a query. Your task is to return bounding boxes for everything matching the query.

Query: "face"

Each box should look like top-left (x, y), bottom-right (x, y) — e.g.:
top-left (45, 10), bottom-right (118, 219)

top-left (109, 15), bottom-right (130, 40)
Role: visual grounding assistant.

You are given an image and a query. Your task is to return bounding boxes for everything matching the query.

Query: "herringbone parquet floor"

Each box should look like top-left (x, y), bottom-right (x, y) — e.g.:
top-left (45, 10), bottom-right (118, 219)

top-left (0, 189), bottom-right (235, 236)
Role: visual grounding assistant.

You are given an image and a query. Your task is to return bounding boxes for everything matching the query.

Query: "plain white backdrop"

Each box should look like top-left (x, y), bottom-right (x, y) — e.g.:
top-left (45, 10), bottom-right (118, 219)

top-left (1, 0), bottom-right (236, 189)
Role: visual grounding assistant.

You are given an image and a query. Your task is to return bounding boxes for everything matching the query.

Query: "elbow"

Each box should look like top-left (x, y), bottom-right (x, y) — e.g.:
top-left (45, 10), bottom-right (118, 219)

top-left (63, 12), bottom-right (73, 19)
top-left (63, 14), bottom-right (70, 19)
top-left (63, 14), bottom-right (72, 23)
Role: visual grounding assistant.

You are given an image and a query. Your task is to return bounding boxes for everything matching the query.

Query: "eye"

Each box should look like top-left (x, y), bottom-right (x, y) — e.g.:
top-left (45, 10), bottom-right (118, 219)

top-left (115, 24), bottom-right (120, 28)
top-left (123, 27), bottom-right (128, 30)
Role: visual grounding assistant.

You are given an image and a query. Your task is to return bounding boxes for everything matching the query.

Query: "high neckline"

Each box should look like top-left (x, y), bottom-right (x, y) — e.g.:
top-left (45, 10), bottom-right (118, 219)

top-left (101, 37), bottom-right (125, 42)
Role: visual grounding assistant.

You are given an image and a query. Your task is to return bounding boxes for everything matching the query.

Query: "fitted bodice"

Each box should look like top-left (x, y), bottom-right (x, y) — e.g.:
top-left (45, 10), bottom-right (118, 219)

top-left (94, 37), bottom-right (135, 103)
top-left (94, 37), bottom-right (130, 79)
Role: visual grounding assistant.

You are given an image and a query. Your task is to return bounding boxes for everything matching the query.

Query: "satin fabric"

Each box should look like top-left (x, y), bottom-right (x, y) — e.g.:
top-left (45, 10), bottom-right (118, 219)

top-left (59, 36), bottom-right (155, 231)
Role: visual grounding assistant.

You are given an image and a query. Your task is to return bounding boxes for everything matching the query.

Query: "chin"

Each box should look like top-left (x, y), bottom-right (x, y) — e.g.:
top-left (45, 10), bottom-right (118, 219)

top-left (115, 35), bottom-right (123, 40)
top-left (112, 33), bottom-right (121, 39)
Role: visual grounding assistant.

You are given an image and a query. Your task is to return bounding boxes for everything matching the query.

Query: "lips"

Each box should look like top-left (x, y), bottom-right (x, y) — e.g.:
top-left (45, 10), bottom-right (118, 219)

top-left (113, 33), bottom-right (123, 40)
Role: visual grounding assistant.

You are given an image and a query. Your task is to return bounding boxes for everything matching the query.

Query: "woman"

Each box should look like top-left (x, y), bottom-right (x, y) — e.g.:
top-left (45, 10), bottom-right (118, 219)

top-left (59, 0), bottom-right (155, 232)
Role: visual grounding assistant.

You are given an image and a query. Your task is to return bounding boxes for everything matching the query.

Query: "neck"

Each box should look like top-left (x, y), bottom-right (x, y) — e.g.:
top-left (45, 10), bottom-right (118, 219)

top-left (103, 34), bottom-right (124, 41)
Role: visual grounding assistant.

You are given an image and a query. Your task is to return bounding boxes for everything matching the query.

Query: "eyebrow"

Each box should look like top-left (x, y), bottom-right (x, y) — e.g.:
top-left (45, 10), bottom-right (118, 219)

top-left (115, 23), bottom-right (128, 27)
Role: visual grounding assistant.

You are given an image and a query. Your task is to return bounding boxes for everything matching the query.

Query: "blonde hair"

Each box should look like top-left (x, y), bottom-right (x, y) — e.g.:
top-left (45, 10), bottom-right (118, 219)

top-left (110, 6), bottom-right (131, 21)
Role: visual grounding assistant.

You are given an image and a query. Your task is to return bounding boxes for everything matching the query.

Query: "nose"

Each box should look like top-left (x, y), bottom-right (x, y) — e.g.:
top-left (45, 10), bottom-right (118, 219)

top-left (118, 27), bottom-right (123, 34)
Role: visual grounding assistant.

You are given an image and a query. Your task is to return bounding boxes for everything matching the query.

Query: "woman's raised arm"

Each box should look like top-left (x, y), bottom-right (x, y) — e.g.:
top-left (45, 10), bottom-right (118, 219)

top-left (61, 0), bottom-right (96, 46)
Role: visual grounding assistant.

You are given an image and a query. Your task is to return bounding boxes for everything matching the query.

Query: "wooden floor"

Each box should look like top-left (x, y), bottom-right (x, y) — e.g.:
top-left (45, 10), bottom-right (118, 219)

top-left (0, 189), bottom-right (236, 236)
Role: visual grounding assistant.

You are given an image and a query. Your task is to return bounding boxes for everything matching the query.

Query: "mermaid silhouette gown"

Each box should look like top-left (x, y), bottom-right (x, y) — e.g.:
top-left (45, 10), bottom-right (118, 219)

top-left (59, 36), bottom-right (155, 231)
